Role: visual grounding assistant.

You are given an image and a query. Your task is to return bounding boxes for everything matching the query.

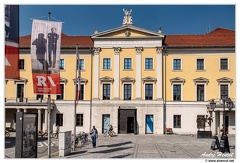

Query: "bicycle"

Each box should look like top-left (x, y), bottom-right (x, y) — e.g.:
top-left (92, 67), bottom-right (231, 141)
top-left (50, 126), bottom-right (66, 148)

top-left (38, 130), bottom-right (48, 137)
top-left (51, 132), bottom-right (59, 139)
top-left (5, 130), bottom-right (10, 137)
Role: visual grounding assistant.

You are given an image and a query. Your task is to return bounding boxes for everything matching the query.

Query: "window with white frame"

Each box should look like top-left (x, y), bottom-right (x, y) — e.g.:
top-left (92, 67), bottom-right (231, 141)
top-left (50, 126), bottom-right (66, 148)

top-left (16, 83), bottom-right (24, 102)
top-left (124, 58), bottom-right (132, 69)
top-left (145, 58), bottom-right (153, 69)
top-left (197, 59), bottom-right (204, 70)
top-left (103, 83), bottom-right (110, 100)
top-left (197, 84), bottom-right (205, 101)
top-left (103, 58), bottom-right (111, 70)
top-left (174, 115), bottom-right (181, 128)
top-left (173, 59), bottom-right (181, 70)
top-left (145, 83), bottom-right (153, 100)
top-left (124, 84), bottom-right (132, 100)
top-left (220, 84), bottom-right (228, 100)
top-left (173, 84), bottom-right (181, 101)
top-left (76, 59), bottom-right (84, 70)
top-left (59, 59), bottom-right (64, 70)
top-left (76, 114), bottom-right (83, 126)
top-left (220, 58), bottom-right (228, 70)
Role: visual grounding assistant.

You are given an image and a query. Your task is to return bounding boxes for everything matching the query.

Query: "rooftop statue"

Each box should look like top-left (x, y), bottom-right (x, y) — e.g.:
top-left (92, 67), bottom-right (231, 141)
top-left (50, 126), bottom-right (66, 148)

top-left (123, 9), bottom-right (133, 25)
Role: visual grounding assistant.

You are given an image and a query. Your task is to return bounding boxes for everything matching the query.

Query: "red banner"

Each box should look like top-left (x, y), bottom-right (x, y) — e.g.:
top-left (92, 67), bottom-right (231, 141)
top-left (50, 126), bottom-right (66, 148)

top-left (5, 5), bottom-right (19, 79)
top-left (31, 19), bottom-right (62, 94)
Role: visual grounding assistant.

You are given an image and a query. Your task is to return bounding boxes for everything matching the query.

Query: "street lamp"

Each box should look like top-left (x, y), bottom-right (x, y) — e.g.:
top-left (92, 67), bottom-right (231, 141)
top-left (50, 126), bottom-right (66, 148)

top-left (209, 97), bottom-right (233, 153)
top-left (209, 99), bottom-right (216, 111)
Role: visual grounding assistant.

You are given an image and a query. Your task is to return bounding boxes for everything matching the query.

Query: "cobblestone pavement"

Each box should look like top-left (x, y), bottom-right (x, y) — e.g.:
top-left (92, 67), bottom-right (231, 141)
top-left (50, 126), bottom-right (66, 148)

top-left (56, 134), bottom-right (235, 159)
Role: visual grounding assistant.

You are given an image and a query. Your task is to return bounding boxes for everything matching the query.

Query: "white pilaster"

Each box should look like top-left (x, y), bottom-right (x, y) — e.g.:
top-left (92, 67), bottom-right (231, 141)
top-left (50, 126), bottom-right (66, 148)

top-left (114, 47), bottom-right (121, 100)
top-left (93, 47), bottom-right (101, 100)
top-left (136, 47), bottom-right (143, 100)
top-left (156, 47), bottom-right (162, 100)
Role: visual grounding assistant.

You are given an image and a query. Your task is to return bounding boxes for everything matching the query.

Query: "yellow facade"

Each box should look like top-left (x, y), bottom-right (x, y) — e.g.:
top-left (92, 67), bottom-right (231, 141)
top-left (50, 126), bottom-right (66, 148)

top-left (164, 53), bottom-right (235, 101)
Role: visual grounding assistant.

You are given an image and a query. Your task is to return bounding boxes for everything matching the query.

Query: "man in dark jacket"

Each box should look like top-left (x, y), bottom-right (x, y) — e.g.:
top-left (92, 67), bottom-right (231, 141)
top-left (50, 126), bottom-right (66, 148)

top-left (47, 27), bottom-right (59, 68)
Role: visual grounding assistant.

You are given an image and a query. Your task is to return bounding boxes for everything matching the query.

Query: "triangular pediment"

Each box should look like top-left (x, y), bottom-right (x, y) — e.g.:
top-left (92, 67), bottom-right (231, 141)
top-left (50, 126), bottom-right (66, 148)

top-left (170, 77), bottom-right (186, 85)
top-left (120, 76), bottom-right (135, 82)
top-left (73, 77), bottom-right (88, 84)
top-left (193, 77), bottom-right (209, 85)
top-left (142, 76), bottom-right (157, 83)
top-left (217, 77), bottom-right (233, 85)
top-left (99, 76), bottom-right (114, 83)
top-left (92, 25), bottom-right (164, 38)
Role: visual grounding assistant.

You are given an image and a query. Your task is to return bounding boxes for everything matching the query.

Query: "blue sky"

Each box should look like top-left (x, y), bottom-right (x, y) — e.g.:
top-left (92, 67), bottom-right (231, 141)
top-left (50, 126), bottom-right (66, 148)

top-left (19, 5), bottom-right (235, 36)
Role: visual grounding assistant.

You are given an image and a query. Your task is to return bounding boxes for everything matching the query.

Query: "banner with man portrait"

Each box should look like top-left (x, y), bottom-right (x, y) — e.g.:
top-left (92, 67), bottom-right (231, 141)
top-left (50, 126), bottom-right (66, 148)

top-left (31, 19), bottom-right (62, 94)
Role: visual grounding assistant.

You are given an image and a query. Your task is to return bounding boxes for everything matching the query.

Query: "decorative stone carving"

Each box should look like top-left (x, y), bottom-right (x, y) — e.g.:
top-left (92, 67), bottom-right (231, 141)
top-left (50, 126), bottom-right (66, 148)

top-left (93, 47), bottom-right (101, 55)
top-left (114, 47), bottom-right (121, 55)
top-left (123, 9), bottom-right (133, 25)
top-left (156, 47), bottom-right (163, 55)
top-left (135, 47), bottom-right (143, 54)
top-left (125, 30), bottom-right (131, 37)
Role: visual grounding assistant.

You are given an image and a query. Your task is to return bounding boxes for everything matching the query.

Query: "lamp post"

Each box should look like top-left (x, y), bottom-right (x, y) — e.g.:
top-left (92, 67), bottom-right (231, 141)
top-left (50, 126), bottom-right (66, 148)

top-left (209, 98), bottom-right (233, 153)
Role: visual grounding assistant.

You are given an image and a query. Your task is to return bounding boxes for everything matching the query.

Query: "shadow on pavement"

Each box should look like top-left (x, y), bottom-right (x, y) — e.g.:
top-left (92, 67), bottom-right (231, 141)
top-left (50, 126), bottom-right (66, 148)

top-left (98, 141), bottom-right (132, 148)
top-left (111, 153), bottom-right (131, 158)
top-left (89, 147), bottom-right (133, 154)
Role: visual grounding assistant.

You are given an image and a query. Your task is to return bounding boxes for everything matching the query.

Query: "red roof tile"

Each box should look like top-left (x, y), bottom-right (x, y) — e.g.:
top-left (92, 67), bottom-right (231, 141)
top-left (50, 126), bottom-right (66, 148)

top-left (164, 28), bottom-right (235, 47)
top-left (19, 33), bottom-right (93, 48)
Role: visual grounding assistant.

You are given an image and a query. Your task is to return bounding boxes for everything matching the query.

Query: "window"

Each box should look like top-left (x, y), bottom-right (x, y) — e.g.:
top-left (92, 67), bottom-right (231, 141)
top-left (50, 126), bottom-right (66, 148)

top-left (173, 84), bottom-right (181, 101)
top-left (19, 59), bottom-right (24, 70)
top-left (76, 59), bottom-right (84, 70)
top-left (197, 59), bottom-right (204, 70)
top-left (56, 84), bottom-right (64, 100)
top-left (103, 84), bottom-right (110, 100)
top-left (36, 94), bottom-right (43, 100)
top-left (197, 85), bottom-right (204, 101)
top-left (76, 114), bottom-right (83, 126)
top-left (220, 58), bottom-right (228, 70)
top-left (197, 115), bottom-right (206, 129)
top-left (124, 84), bottom-right (131, 100)
top-left (124, 58), bottom-right (132, 69)
top-left (56, 113), bottom-right (63, 126)
top-left (174, 115), bottom-right (181, 128)
top-left (17, 84), bottom-right (24, 102)
top-left (220, 84), bottom-right (228, 100)
top-left (103, 58), bottom-right (111, 69)
top-left (59, 59), bottom-right (64, 70)
top-left (75, 84), bottom-right (84, 100)
top-left (173, 59), bottom-right (181, 70)
top-left (145, 84), bottom-right (153, 100)
top-left (145, 58), bottom-right (153, 69)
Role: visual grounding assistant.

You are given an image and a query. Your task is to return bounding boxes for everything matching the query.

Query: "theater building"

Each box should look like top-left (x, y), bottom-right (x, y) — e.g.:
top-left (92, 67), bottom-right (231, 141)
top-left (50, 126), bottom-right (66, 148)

top-left (5, 10), bottom-right (235, 135)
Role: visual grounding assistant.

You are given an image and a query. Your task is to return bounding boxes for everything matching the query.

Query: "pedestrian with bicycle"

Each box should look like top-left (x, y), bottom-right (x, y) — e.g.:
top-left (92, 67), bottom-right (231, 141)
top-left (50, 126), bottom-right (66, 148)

top-left (90, 126), bottom-right (98, 148)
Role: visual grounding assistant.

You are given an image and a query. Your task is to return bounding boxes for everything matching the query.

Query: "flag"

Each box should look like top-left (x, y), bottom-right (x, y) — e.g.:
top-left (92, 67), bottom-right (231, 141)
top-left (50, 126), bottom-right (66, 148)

top-left (5, 5), bottom-right (20, 79)
top-left (31, 19), bottom-right (62, 94)
top-left (76, 44), bottom-right (81, 105)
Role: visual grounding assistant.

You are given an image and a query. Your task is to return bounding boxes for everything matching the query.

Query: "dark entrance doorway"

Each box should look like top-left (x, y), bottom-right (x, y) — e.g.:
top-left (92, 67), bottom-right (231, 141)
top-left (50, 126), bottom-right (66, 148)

top-left (118, 109), bottom-right (137, 134)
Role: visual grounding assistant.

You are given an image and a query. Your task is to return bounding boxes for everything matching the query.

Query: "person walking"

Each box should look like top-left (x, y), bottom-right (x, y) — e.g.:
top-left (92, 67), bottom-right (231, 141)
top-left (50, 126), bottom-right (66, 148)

top-left (90, 126), bottom-right (98, 148)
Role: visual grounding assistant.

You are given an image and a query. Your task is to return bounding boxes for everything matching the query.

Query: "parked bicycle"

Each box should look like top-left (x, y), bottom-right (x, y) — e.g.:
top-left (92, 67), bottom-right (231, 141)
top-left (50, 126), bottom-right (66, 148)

top-left (38, 130), bottom-right (48, 137)
top-left (51, 131), bottom-right (59, 139)
top-left (79, 131), bottom-right (89, 145)
top-left (5, 130), bottom-right (10, 137)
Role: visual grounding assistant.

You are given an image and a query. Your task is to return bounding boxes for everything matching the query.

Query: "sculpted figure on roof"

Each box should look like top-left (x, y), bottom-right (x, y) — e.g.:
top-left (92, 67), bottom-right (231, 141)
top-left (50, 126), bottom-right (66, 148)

top-left (123, 9), bottom-right (133, 25)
